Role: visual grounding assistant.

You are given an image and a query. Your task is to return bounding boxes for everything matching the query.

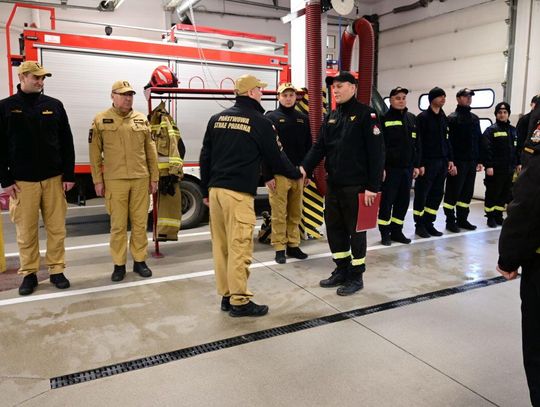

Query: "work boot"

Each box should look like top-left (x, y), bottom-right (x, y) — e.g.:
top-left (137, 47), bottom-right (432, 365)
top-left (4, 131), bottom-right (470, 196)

top-left (425, 223), bottom-right (443, 237)
top-left (457, 219), bottom-right (477, 230)
top-left (445, 222), bottom-right (460, 233)
top-left (337, 274), bottom-right (364, 296)
top-left (390, 230), bottom-right (411, 244)
top-left (111, 265), bottom-right (126, 282)
top-left (50, 273), bottom-right (70, 290)
top-left (415, 224), bottom-right (430, 238)
top-left (319, 267), bottom-right (348, 288)
top-left (495, 216), bottom-right (504, 226)
top-left (487, 217), bottom-right (498, 228)
top-left (229, 301), bottom-right (269, 317)
top-left (380, 232), bottom-right (391, 246)
top-left (275, 250), bottom-right (286, 264)
top-left (221, 296), bottom-right (231, 312)
top-left (19, 273), bottom-right (38, 296)
top-left (133, 261), bottom-right (152, 278)
top-left (286, 246), bottom-right (308, 259)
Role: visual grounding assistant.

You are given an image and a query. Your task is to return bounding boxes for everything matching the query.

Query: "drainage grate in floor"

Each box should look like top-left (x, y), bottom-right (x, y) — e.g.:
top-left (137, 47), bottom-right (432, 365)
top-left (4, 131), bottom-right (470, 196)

top-left (50, 275), bottom-right (507, 389)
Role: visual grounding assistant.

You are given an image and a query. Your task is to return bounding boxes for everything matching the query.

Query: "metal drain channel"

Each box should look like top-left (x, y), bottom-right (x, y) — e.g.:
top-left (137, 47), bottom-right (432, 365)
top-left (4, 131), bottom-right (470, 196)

top-left (50, 276), bottom-right (507, 389)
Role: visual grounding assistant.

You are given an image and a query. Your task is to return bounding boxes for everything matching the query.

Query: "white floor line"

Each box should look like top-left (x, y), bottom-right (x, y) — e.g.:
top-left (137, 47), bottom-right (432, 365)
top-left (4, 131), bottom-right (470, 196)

top-left (0, 226), bottom-right (500, 307)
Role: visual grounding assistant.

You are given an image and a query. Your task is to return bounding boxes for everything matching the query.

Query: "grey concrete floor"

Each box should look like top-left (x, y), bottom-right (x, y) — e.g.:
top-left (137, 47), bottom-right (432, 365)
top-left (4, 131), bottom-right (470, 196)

top-left (0, 199), bottom-right (531, 406)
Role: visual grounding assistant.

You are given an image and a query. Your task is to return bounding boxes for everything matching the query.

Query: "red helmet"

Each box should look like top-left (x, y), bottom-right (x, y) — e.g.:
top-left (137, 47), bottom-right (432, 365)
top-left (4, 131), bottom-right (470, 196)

top-left (150, 65), bottom-right (178, 87)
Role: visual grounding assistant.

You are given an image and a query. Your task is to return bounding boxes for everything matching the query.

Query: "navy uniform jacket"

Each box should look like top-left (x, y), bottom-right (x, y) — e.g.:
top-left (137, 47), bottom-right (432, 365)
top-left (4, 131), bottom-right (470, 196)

top-left (447, 105), bottom-right (483, 162)
top-left (483, 120), bottom-right (519, 170)
top-left (382, 106), bottom-right (419, 169)
top-left (416, 107), bottom-right (453, 166)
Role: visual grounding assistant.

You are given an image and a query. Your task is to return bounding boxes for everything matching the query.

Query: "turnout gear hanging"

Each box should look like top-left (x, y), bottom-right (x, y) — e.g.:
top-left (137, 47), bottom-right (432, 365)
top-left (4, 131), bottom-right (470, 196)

top-left (150, 101), bottom-right (185, 241)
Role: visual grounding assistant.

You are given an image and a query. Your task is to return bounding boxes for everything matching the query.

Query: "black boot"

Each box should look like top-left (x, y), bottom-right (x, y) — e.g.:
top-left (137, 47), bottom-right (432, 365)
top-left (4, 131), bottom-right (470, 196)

top-left (380, 232), bottom-right (391, 246)
top-left (390, 229), bottom-right (411, 244)
top-left (275, 250), bottom-right (286, 264)
top-left (286, 246), bottom-right (308, 259)
top-left (457, 219), bottom-right (477, 230)
top-left (415, 224), bottom-right (430, 238)
top-left (50, 273), bottom-right (70, 289)
top-left (495, 214), bottom-right (504, 226)
top-left (425, 223), bottom-right (443, 236)
top-left (19, 273), bottom-right (38, 296)
top-left (111, 265), bottom-right (126, 282)
top-left (337, 271), bottom-right (364, 296)
top-left (320, 267), bottom-right (348, 288)
top-left (134, 261), bottom-right (152, 278)
top-left (229, 301), bottom-right (269, 317)
top-left (487, 217), bottom-right (498, 228)
top-left (221, 296), bottom-right (231, 311)
top-left (445, 221), bottom-right (460, 233)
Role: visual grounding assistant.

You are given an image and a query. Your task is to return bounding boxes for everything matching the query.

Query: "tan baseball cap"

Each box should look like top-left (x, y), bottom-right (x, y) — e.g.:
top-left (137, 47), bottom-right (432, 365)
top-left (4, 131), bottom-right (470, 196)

top-left (234, 74), bottom-right (267, 94)
top-left (277, 82), bottom-right (297, 94)
top-left (112, 80), bottom-right (136, 94)
top-left (18, 61), bottom-right (51, 77)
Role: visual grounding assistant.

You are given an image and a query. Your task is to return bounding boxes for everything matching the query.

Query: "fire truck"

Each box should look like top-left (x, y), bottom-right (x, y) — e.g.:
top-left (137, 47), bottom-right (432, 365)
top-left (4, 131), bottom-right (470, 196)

top-left (6, 4), bottom-right (289, 228)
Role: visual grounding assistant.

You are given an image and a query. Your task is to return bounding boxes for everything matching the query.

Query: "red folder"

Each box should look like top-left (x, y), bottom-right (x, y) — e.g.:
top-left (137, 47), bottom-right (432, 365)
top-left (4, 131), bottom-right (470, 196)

top-left (356, 192), bottom-right (382, 232)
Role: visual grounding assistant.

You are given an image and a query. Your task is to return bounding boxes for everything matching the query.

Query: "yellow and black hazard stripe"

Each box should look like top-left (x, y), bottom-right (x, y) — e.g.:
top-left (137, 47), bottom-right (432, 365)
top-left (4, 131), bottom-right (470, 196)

top-left (300, 180), bottom-right (324, 239)
top-left (296, 88), bottom-right (328, 116)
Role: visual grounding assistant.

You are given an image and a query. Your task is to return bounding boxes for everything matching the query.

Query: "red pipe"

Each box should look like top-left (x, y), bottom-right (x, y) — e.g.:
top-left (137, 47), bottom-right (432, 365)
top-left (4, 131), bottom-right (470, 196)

top-left (339, 18), bottom-right (375, 105)
top-left (306, 0), bottom-right (327, 196)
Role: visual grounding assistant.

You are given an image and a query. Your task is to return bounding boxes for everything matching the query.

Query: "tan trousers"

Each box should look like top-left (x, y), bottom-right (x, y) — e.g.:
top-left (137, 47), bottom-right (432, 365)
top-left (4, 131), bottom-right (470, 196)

top-left (209, 188), bottom-right (255, 306)
top-left (156, 182), bottom-right (181, 241)
top-left (104, 178), bottom-right (150, 265)
top-left (9, 175), bottom-right (67, 276)
top-left (268, 175), bottom-right (303, 251)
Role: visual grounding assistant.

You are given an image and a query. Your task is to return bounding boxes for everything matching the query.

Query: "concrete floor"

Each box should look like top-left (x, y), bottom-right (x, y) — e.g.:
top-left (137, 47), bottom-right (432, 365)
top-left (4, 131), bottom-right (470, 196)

top-left (0, 199), bottom-right (531, 406)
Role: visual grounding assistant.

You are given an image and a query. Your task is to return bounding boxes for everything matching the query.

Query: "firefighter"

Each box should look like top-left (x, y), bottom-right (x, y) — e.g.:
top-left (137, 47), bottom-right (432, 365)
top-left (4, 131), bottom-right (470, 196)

top-left (264, 83), bottom-right (312, 264)
top-left (413, 87), bottom-right (455, 238)
top-left (483, 102), bottom-right (519, 227)
top-left (377, 87), bottom-right (420, 246)
top-left (443, 88), bottom-right (484, 232)
top-left (150, 101), bottom-right (184, 241)
top-left (89, 80), bottom-right (159, 282)
top-left (0, 61), bottom-right (75, 296)
top-left (301, 71), bottom-right (385, 296)
top-left (497, 137), bottom-right (540, 407)
top-left (200, 74), bottom-right (302, 317)
top-left (516, 94), bottom-right (538, 152)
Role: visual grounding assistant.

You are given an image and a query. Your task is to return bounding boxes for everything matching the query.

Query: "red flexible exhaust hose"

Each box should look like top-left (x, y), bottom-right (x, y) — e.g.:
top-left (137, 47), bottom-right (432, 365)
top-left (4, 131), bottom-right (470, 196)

top-left (305, 0), bottom-right (326, 196)
top-left (339, 18), bottom-right (374, 105)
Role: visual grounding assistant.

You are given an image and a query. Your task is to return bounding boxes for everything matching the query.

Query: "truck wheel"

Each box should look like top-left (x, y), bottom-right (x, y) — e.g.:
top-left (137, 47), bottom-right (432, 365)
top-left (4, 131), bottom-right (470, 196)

top-left (180, 179), bottom-right (206, 229)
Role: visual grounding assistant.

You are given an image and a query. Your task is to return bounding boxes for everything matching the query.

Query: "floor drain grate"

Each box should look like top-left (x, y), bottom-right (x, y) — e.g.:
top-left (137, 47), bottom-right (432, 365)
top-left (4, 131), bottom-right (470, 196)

top-left (50, 276), bottom-right (507, 389)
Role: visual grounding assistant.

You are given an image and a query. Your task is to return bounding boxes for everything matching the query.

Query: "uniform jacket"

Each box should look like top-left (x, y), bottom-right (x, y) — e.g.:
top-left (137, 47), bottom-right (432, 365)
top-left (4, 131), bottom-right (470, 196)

top-left (262, 104), bottom-right (312, 181)
top-left (447, 105), bottom-right (483, 162)
top-left (483, 120), bottom-right (519, 170)
top-left (149, 101), bottom-right (184, 177)
top-left (0, 85), bottom-right (75, 188)
top-left (200, 96), bottom-right (301, 197)
top-left (416, 107), bottom-right (453, 165)
top-left (89, 106), bottom-right (159, 183)
top-left (302, 96), bottom-right (385, 192)
top-left (498, 143), bottom-right (540, 272)
top-left (516, 111), bottom-right (532, 153)
top-left (382, 106), bottom-right (419, 169)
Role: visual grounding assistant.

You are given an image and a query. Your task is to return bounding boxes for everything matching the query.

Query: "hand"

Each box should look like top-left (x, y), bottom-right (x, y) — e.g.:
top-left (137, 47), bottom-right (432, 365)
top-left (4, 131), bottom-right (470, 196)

top-left (203, 197), bottom-right (209, 207)
top-left (476, 164), bottom-right (484, 172)
top-left (265, 178), bottom-right (276, 192)
top-left (364, 190), bottom-right (377, 207)
top-left (412, 168), bottom-right (420, 179)
top-left (149, 181), bottom-right (158, 194)
top-left (486, 168), bottom-right (494, 176)
top-left (448, 161), bottom-right (457, 176)
top-left (419, 167), bottom-right (425, 176)
top-left (497, 265), bottom-right (519, 281)
top-left (94, 182), bottom-right (105, 197)
top-left (3, 183), bottom-right (20, 199)
top-left (63, 182), bottom-right (75, 192)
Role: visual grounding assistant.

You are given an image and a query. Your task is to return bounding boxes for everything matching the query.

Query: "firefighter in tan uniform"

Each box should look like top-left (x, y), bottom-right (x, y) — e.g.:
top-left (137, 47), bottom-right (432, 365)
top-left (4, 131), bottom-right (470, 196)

top-left (89, 80), bottom-right (159, 282)
top-left (200, 74), bottom-right (302, 317)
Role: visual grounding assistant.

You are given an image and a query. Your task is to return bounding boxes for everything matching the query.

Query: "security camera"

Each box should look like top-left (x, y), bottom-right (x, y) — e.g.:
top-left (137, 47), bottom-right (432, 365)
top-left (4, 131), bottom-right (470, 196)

top-left (98, 1), bottom-right (115, 11)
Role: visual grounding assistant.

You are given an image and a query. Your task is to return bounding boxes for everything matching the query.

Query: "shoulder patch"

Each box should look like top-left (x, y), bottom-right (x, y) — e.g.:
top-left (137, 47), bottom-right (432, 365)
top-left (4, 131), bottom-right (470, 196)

top-left (103, 118), bottom-right (114, 124)
top-left (370, 113), bottom-right (377, 119)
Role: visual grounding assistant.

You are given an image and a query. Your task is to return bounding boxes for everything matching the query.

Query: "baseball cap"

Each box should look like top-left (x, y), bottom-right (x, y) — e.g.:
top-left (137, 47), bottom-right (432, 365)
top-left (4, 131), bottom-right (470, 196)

top-left (18, 61), bottom-right (51, 77)
top-left (456, 88), bottom-right (475, 97)
top-left (389, 87), bottom-right (409, 97)
top-left (277, 82), bottom-right (297, 94)
top-left (235, 74), bottom-right (267, 94)
top-left (327, 71), bottom-right (357, 85)
top-left (112, 80), bottom-right (136, 94)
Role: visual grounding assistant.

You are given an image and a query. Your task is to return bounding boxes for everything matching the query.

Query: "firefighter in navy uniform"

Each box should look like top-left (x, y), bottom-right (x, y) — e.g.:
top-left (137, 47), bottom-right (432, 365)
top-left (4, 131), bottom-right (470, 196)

top-left (200, 74), bottom-right (302, 317)
top-left (443, 88), bottom-right (484, 232)
top-left (483, 102), bottom-right (519, 227)
top-left (377, 87), bottom-right (420, 246)
top-left (263, 83), bottom-right (312, 264)
top-left (516, 94), bottom-right (538, 153)
top-left (497, 136), bottom-right (540, 407)
top-left (413, 87), bottom-right (455, 238)
top-left (301, 71), bottom-right (384, 296)
top-left (0, 61), bottom-right (75, 296)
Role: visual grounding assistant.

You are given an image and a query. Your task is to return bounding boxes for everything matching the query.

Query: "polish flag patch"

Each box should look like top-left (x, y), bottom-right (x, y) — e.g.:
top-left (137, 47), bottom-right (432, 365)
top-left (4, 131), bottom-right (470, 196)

top-left (370, 113), bottom-right (377, 119)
